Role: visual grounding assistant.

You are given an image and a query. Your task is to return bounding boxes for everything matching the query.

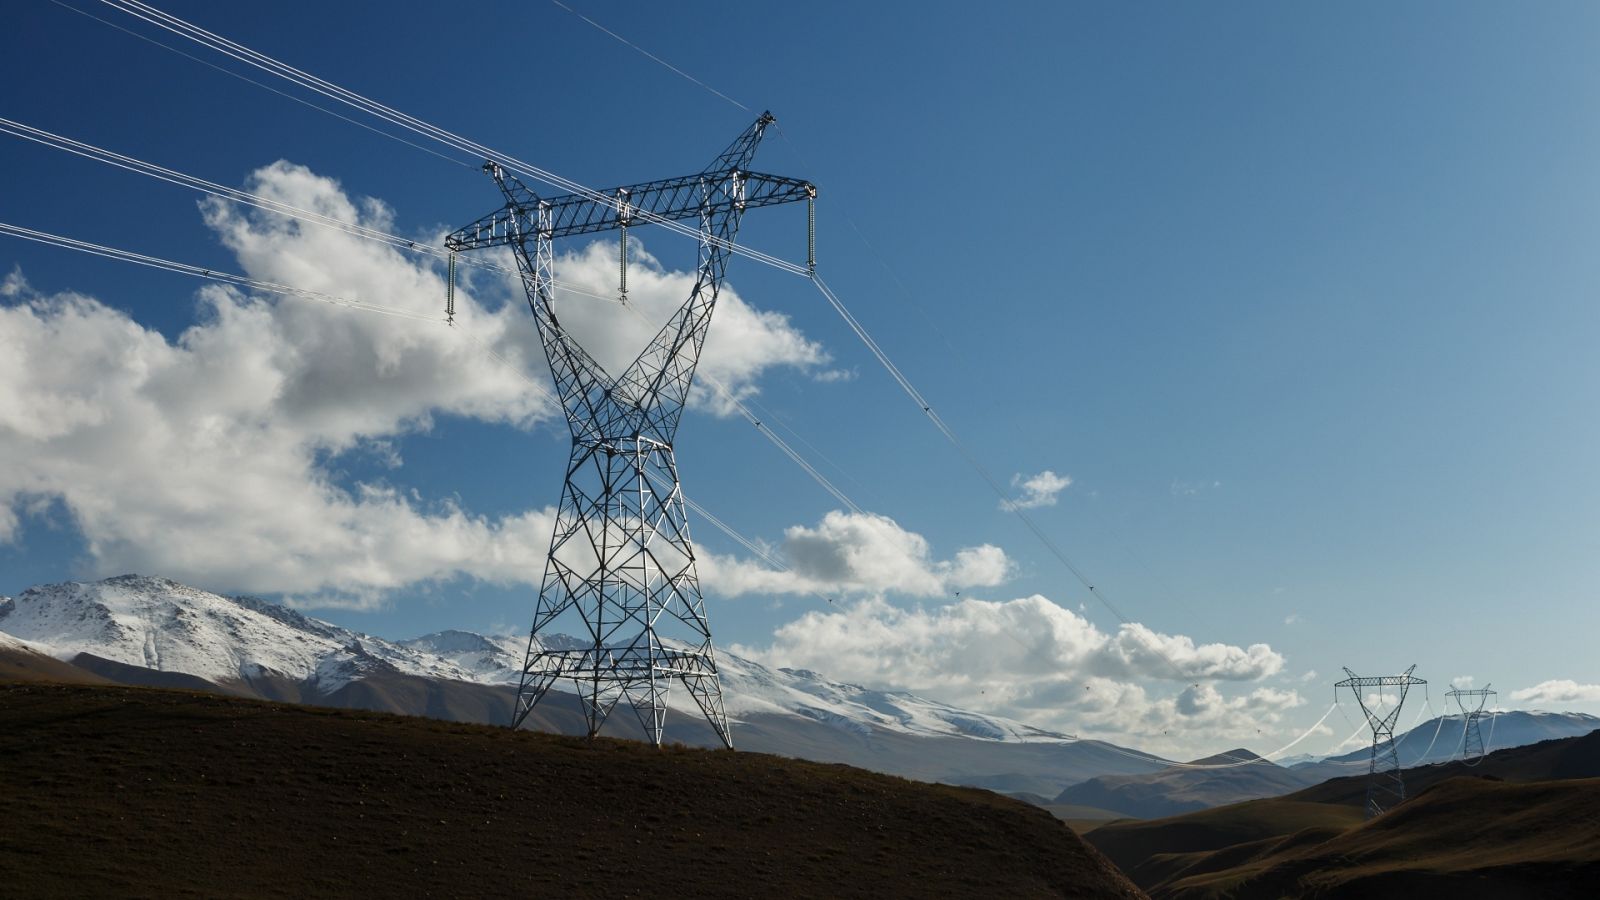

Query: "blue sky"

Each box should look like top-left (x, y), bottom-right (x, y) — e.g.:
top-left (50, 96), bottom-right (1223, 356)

top-left (2, 1), bottom-right (1599, 755)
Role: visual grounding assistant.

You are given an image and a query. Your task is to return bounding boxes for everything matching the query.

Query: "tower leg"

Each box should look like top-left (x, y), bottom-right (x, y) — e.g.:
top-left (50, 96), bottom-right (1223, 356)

top-left (510, 435), bottom-right (730, 749)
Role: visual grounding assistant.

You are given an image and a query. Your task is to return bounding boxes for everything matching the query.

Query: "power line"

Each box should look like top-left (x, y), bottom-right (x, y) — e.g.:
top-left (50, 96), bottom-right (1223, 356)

top-left (0, 220), bottom-right (440, 323)
top-left (48, 0), bottom-right (477, 170)
top-left (810, 274), bottom-right (1181, 677)
top-left (94, 0), bottom-right (810, 277)
top-left (0, 116), bottom-right (626, 308)
top-left (548, 1), bottom-right (750, 112)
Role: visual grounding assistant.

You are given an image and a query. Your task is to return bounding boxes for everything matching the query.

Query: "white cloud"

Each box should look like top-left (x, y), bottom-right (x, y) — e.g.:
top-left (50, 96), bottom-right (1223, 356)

top-left (1004, 470), bottom-right (1071, 510)
top-left (1451, 675), bottom-right (1476, 690)
top-left (730, 593), bottom-right (1296, 752)
top-left (1284, 613), bottom-right (1301, 625)
top-left (1509, 680), bottom-right (1600, 705)
top-left (700, 510), bottom-right (1012, 598)
top-left (0, 162), bottom-right (827, 606)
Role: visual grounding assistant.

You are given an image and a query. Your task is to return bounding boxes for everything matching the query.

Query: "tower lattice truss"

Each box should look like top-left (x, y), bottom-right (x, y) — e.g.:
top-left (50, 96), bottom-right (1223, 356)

top-left (1447, 685), bottom-right (1495, 764)
top-left (447, 113), bottom-right (815, 748)
top-left (1336, 665), bottom-right (1426, 818)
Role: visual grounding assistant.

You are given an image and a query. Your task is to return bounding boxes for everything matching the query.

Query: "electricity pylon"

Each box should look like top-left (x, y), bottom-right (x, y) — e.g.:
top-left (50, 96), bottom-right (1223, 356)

top-left (1336, 665), bottom-right (1427, 818)
top-left (1446, 684), bottom-right (1495, 765)
top-left (445, 113), bottom-right (815, 748)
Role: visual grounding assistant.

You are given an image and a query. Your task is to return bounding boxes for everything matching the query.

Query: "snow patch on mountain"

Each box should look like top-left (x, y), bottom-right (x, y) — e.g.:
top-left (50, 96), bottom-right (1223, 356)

top-left (400, 630), bottom-right (526, 685)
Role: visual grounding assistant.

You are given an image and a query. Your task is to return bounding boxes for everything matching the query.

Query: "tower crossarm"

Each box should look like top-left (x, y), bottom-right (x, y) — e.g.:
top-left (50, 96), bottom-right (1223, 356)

top-left (1335, 675), bottom-right (1429, 689)
top-left (1446, 685), bottom-right (1495, 713)
top-left (1337, 664), bottom-right (1425, 817)
top-left (444, 170), bottom-right (814, 251)
top-left (1338, 665), bottom-right (1424, 733)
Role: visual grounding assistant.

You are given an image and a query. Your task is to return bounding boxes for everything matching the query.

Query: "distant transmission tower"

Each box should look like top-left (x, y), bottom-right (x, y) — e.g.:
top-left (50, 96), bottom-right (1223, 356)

top-left (446, 113), bottom-right (815, 748)
top-left (1446, 684), bottom-right (1495, 765)
top-left (1336, 665), bottom-right (1427, 818)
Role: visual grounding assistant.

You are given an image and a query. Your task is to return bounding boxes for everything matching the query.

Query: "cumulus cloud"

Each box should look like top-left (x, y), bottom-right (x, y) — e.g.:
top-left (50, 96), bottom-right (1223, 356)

top-left (0, 162), bottom-right (828, 605)
top-left (1004, 470), bottom-right (1071, 510)
top-left (730, 593), bottom-right (1295, 750)
top-left (698, 510), bottom-right (1013, 598)
top-left (1509, 680), bottom-right (1600, 705)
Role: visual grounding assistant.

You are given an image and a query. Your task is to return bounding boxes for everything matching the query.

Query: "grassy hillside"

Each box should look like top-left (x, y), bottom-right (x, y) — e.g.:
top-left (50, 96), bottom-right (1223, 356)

top-left (1159, 776), bottom-right (1600, 899)
top-left (1088, 800), bottom-right (1366, 888)
top-left (1087, 729), bottom-right (1600, 898)
top-left (0, 683), bottom-right (1146, 899)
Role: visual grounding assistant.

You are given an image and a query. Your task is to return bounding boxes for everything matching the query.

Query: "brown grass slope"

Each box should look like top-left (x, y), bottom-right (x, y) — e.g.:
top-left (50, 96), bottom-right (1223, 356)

top-left (0, 683), bottom-right (1146, 899)
top-left (0, 644), bottom-right (113, 685)
top-left (1088, 729), bottom-right (1600, 899)
top-left (1087, 799), bottom-right (1366, 888)
top-left (1158, 776), bottom-right (1600, 899)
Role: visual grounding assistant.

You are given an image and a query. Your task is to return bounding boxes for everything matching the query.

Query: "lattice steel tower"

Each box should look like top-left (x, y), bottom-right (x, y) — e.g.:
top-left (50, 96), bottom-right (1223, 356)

top-left (1336, 665), bottom-right (1427, 818)
top-left (1446, 684), bottom-right (1495, 765)
top-left (446, 113), bottom-right (815, 748)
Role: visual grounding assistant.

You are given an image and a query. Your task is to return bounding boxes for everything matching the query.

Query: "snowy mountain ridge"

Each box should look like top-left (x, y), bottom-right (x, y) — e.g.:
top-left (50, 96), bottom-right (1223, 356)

top-left (0, 575), bottom-right (1074, 745)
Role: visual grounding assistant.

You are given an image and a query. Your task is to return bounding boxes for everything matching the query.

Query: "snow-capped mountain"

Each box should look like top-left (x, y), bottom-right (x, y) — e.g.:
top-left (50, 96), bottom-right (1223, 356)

top-left (0, 575), bottom-right (483, 692)
top-left (398, 627), bottom-right (1074, 743)
top-left (0, 575), bottom-right (1072, 746)
top-left (1312, 710), bottom-right (1600, 770)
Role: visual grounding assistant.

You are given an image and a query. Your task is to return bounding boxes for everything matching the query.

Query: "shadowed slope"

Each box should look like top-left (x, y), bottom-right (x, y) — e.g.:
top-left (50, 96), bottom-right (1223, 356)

top-left (1088, 729), bottom-right (1600, 898)
top-left (1158, 777), bottom-right (1600, 899)
top-left (0, 684), bottom-right (1146, 899)
top-left (0, 638), bottom-right (112, 684)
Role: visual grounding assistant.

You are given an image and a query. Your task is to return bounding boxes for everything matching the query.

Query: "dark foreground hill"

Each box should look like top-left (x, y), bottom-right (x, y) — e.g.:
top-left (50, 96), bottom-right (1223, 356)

top-left (0, 683), bottom-right (1145, 899)
top-left (1087, 729), bottom-right (1600, 898)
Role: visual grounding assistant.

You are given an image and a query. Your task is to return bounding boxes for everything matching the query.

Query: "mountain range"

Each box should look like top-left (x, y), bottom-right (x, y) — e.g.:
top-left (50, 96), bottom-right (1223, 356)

top-left (1051, 709), bottom-right (1600, 820)
top-left (1086, 728), bottom-right (1600, 898)
top-left (0, 575), bottom-right (1167, 796)
top-left (6, 574), bottom-right (1595, 817)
